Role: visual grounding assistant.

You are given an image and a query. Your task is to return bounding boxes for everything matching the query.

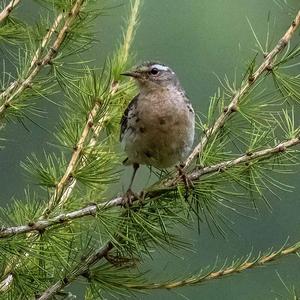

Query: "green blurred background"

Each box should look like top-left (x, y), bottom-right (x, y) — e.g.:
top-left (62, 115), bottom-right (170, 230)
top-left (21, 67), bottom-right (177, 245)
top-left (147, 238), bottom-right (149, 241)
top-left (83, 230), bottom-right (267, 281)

top-left (1, 0), bottom-right (300, 299)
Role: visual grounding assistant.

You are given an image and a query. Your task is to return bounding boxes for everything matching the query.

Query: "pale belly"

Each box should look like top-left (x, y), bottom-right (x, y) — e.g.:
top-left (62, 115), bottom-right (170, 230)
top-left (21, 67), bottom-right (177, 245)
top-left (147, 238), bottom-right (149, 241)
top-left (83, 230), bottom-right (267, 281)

top-left (123, 102), bottom-right (195, 168)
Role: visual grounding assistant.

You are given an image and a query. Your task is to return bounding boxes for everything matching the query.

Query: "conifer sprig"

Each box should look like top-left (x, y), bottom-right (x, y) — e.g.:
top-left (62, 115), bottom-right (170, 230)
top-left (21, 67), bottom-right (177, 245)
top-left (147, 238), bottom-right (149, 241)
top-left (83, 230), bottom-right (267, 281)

top-left (41, 0), bottom-right (140, 217)
top-left (0, 13), bottom-right (63, 101)
top-left (0, 0), bottom-right (86, 120)
top-left (0, 134), bottom-right (298, 239)
top-left (37, 242), bottom-right (114, 300)
top-left (126, 241), bottom-right (300, 290)
top-left (0, 0), bottom-right (140, 296)
top-left (0, 0), bottom-right (21, 24)
top-left (184, 10), bottom-right (300, 168)
top-left (1, 2), bottom-right (300, 299)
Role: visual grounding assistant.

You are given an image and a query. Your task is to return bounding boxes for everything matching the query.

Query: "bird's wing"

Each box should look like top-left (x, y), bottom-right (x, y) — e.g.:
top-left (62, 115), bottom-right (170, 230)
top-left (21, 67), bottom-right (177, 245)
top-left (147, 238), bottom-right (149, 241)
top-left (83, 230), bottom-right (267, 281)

top-left (120, 94), bottom-right (139, 142)
top-left (181, 91), bottom-right (194, 114)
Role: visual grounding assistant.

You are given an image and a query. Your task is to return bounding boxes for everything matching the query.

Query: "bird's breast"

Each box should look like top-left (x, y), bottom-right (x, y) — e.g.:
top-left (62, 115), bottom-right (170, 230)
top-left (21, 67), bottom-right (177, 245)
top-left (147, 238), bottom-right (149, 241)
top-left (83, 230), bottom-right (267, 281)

top-left (125, 89), bottom-right (194, 168)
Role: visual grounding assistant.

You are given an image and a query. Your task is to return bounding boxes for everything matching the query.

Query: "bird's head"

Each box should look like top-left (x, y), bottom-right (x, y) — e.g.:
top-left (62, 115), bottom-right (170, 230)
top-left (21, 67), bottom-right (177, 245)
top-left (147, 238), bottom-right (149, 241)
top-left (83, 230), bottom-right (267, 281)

top-left (121, 61), bottom-right (178, 89)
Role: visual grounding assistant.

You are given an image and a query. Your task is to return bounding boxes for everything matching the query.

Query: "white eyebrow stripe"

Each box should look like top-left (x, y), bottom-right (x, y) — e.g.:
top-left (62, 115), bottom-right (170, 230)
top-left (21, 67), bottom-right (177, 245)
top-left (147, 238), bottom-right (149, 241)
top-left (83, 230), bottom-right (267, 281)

top-left (152, 64), bottom-right (169, 71)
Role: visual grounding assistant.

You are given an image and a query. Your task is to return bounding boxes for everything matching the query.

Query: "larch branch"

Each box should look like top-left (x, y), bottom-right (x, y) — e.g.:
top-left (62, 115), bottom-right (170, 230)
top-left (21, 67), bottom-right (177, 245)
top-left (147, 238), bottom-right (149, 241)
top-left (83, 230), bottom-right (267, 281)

top-left (0, 13), bottom-right (63, 101)
top-left (19, 9), bottom-right (300, 300)
top-left (42, 100), bottom-right (102, 216)
top-left (0, 0), bottom-right (86, 292)
top-left (0, 0), bottom-right (85, 116)
top-left (42, 0), bottom-right (140, 215)
top-left (37, 242), bottom-right (113, 300)
top-left (0, 0), bottom-right (21, 24)
top-left (1, 4), bottom-right (299, 299)
top-left (127, 242), bottom-right (300, 290)
top-left (1, 136), bottom-right (299, 239)
top-left (0, 0), bottom-right (140, 293)
top-left (184, 10), bottom-right (300, 168)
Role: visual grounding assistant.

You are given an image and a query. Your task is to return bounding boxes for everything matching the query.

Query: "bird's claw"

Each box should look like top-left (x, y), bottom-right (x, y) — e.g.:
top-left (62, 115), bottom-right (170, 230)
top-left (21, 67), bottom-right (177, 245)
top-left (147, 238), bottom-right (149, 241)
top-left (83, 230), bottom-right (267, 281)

top-left (176, 165), bottom-right (194, 200)
top-left (121, 189), bottom-right (146, 207)
top-left (121, 188), bottom-right (136, 207)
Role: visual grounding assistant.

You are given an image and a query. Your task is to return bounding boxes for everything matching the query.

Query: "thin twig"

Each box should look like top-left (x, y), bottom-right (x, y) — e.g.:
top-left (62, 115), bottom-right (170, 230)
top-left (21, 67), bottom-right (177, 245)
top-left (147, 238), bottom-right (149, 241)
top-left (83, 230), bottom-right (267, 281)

top-left (184, 10), bottom-right (300, 168)
top-left (0, 13), bottom-right (64, 101)
top-left (189, 137), bottom-right (300, 180)
top-left (0, 0), bottom-right (21, 24)
top-left (37, 242), bottom-right (113, 300)
top-left (1, 136), bottom-right (299, 239)
top-left (20, 9), bottom-right (300, 300)
top-left (0, 0), bottom-right (85, 116)
top-left (49, 84), bottom-right (119, 213)
top-left (127, 242), bottom-right (300, 289)
top-left (0, 0), bottom-right (140, 293)
top-left (43, 100), bottom-right (102, 216)
top-left (43, 81), bottom-right (120, 217)
top-left (30, 13), bottom-right (64, 69)
top-left (0, 0), bottom-right (86, 292)
top-left (36, 240), bottom-right (300, 299)
top-left (42, 0), bottom-right (140, 215)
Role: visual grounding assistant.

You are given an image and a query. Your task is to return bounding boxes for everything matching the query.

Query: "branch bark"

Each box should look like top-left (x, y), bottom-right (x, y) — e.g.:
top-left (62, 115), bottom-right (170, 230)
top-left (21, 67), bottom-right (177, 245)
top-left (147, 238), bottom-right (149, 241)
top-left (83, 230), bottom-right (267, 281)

top-left (37, 242), bottom-right (113, 300)
top-left (0, 0), bottom-right (87, 292)
top-left (0, 0), bottom-right (21, 24)
top-left (127, 242), bottom-right (300, 290)
top-left (42, 0), bottom-right (140, 216)
top-left (0, 0), bottom-right (85, 116)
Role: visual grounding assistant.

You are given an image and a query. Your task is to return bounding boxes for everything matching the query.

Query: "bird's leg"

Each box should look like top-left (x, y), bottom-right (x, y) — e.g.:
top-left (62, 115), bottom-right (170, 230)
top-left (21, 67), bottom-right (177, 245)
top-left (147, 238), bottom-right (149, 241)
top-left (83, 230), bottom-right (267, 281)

top-left (122, 163), bottom-right (139, 207)
top-left (176, 163), bottom-right (194, 200)
top-left (129, 163), bottom-right (139, 191)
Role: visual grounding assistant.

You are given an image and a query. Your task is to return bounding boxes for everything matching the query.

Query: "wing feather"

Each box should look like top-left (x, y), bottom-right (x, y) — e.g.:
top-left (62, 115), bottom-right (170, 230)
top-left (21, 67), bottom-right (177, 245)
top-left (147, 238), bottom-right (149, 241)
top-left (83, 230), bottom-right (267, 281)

top-left (120, 94), bottom-right (139, 142)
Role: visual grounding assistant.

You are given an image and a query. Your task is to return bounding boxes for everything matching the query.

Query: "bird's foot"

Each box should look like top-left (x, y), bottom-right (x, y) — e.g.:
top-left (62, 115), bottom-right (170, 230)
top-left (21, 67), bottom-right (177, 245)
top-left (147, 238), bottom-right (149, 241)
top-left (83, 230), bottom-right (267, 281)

top-left (121, 188), bottom-right (136, 207)
top-left (138, 190), bottom-right (146, 206)
top-left (105, 252), bottom-right (139, 267)
top-left (121, 189), bottom-right (146, 207)
top-left (176, 164), bottom-right (194, 200)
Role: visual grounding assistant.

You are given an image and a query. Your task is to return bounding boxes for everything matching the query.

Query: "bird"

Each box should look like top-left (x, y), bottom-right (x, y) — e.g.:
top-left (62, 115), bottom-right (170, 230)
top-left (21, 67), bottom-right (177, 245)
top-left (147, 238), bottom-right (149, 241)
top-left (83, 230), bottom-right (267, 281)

top-left (120, 61), bottom-right (195, 204)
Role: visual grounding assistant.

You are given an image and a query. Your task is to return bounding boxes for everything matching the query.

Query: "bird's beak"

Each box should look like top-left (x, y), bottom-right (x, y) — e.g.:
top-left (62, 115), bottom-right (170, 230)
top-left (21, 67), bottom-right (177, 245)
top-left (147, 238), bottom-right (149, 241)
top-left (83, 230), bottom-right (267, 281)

top-left (120, 71), bottom-right (139, 78)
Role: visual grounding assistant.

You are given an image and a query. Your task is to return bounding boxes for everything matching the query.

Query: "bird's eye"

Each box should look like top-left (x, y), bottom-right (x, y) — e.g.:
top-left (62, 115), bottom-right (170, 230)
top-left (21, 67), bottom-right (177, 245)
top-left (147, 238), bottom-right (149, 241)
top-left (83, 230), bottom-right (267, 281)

top-left (150, 68), bottom-right (159, 75)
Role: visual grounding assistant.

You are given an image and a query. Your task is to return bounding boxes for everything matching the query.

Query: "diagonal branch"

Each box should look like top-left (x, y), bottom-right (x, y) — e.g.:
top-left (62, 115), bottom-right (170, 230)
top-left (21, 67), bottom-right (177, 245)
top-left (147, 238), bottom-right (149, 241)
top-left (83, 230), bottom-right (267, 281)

top-left (0, 12), bottom-right (64, 101)
top-left (189, 137), bottom-right (300, 180)
top-left (0, 0), bottom-right (140, 293)
top-left (0, 0), bottom-right (85, 117)
top-left (29, 13), bottom-right (64, 69)
top-left (127, 242), bottom-right (300, 290)
top-left (42, 0), bottom-right (140, 217)
top-left (184, 9), bottom-right (300, 168)
top-left (0, 0), bottom-right (87, 292)
top-left (43, 99), bottom-right (103, 216)
top-left (36, 218), bottom-right (300, 300)
top-left (37, 242), bottom-right (114, 300)
top-left (0, 0), bottom-right (21, 24)
top-left (42, 81), bottom-right (120, 217)
top-left (1, 136), bottom-right (299, 239)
